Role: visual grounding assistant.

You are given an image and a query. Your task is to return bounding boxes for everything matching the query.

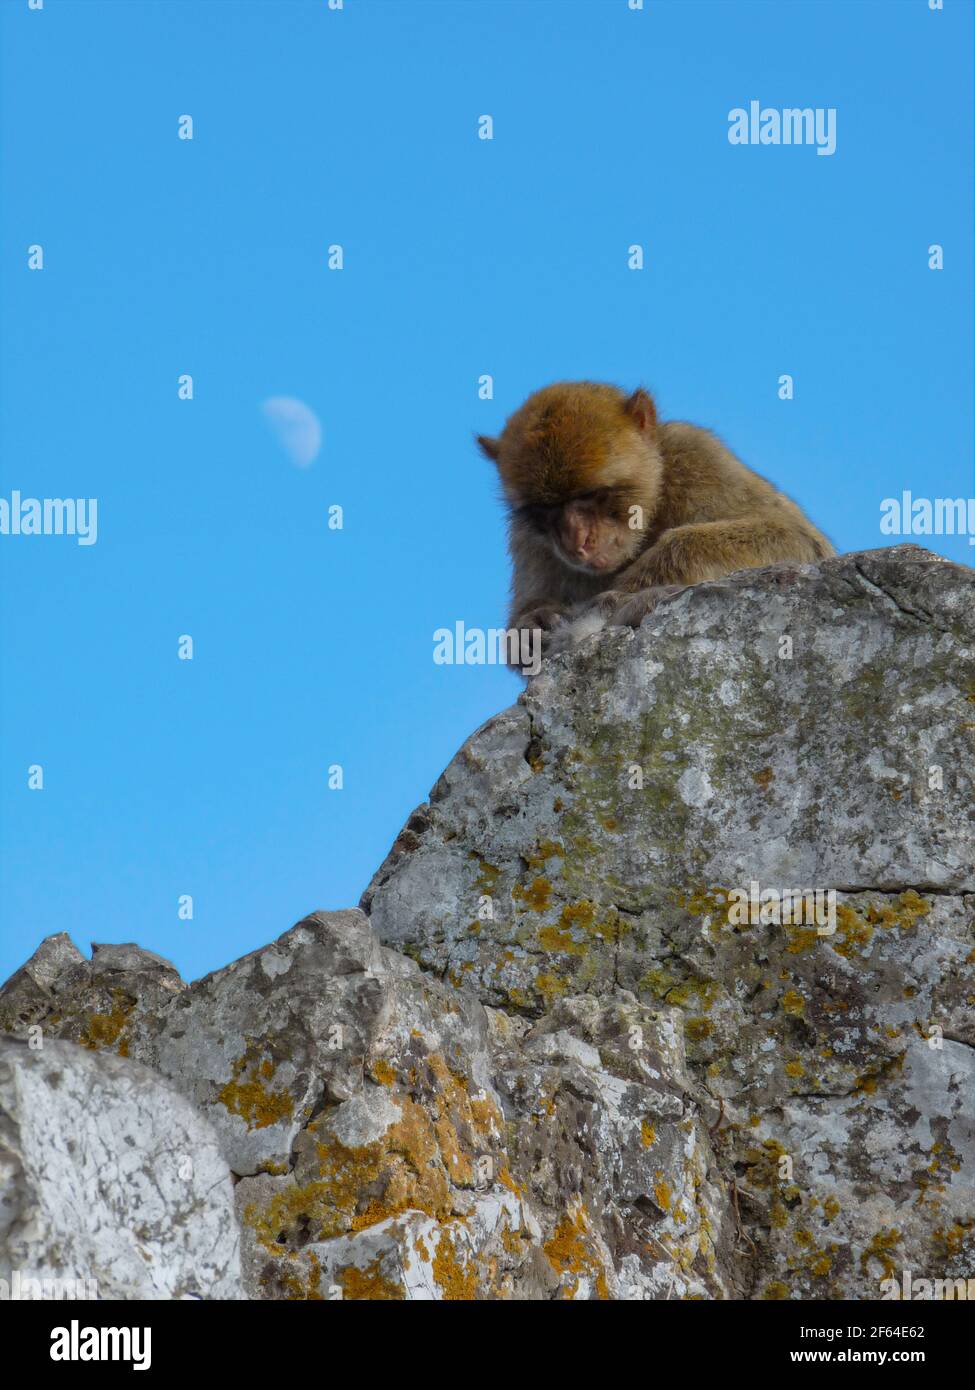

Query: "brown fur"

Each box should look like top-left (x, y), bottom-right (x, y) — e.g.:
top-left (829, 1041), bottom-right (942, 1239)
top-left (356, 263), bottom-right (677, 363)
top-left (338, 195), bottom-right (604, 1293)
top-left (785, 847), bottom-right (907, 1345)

top-left (478, 381), bottom-right (835, 634)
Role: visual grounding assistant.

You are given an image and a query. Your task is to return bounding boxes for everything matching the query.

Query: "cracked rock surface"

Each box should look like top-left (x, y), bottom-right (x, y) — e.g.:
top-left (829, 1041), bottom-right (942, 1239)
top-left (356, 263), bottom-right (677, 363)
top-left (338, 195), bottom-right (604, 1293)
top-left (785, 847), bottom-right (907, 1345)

top-left (1, 546), bottom-right (973, 1299)
top-left (0, 1038), bottom-right (242, 1299)
top-left (361, 545), bottom-right (975, 1297)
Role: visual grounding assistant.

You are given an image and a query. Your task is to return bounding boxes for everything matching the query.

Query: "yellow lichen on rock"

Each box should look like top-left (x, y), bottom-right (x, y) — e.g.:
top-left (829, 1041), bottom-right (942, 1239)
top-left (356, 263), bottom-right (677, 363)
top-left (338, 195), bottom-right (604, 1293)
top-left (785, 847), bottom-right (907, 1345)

top-left (217, 1054), bottom-right (295, 1131)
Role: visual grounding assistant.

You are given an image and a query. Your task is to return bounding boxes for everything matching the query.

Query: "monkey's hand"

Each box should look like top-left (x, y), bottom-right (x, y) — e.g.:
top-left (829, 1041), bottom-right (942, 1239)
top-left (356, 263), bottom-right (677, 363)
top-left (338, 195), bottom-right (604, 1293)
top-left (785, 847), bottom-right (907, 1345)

top-left (510, 603), bottom-right (568, 636)
top-left (612, 585), bottom-right (684, 628)
top-left (582, 584), bottom-right (683, 630)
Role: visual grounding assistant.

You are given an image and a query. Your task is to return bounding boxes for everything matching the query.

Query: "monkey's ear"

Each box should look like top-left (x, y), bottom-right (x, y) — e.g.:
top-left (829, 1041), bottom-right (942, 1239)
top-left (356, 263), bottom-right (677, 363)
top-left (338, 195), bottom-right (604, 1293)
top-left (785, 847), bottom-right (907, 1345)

top-left (624, 388), bottom-right (657, 436)
top-left (476, 433), bottom-right (501, 461)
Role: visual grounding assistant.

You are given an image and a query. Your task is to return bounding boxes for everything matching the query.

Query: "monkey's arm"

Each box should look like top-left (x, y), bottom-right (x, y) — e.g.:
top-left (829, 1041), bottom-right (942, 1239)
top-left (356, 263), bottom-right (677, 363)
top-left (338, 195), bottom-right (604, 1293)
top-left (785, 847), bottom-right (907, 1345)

top-left (507, 524), bottom-right (589, 632)
top-left (614, 514), bottom-right (829, 590)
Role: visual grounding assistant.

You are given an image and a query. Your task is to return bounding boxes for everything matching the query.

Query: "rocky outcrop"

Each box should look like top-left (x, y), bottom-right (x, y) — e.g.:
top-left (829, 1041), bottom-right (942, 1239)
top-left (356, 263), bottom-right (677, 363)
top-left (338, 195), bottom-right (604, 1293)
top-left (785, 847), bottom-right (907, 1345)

top-left (361, 546), bottom-right (975, 1297)
top-left (1, 546), bottom-right (973, 1299)
top-left (1, 914), bottom-right (724, 1299)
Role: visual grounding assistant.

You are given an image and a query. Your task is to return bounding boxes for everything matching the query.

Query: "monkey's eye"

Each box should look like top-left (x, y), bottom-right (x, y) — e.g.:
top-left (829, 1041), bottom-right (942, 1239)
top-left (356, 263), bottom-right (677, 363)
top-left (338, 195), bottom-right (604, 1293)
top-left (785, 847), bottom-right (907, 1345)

top-left (516, 502), bottom-right (557, 529)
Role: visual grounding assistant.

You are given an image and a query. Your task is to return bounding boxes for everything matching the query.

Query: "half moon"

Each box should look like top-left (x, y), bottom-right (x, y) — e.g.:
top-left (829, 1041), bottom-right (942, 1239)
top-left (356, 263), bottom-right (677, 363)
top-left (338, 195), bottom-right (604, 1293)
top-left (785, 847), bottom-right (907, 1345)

top-left (261, 396), bottom-right (322, 469)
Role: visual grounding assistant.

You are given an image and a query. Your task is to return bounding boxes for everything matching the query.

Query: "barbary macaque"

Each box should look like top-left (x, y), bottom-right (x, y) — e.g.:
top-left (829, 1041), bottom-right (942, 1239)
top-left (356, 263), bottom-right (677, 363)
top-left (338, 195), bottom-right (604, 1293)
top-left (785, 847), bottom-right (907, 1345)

top-left (477, 382), bottom-right (834, 647)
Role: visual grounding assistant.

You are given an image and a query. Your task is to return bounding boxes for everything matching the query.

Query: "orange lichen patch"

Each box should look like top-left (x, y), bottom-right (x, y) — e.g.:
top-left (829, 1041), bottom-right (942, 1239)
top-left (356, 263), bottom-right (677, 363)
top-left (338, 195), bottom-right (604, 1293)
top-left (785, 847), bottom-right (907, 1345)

top-left (537, 924), bottom-right (585, 955)
top-left (306, 1250), bottom-right (322, 1296)
top-left (543, 1201), bottom-right (607, 1299)
top-left (534, 972), bottom-right (569, 1007)
top-left (589, 916), bottom-right (617, 945)
top-left (854, 1050), bottom-right (904, 1096)
top-left (273, 1249), bottom-right (325, 1301)
top-left (784, 927), bottom-right (820, 955)
top-left (273, 1249), bottom-right (327, 1301)
top-left (763, 1281), bottom-right (789, 1299)
top-left (414, 1234), bottom-right (430, 1262)
top-left (781, 989), bottom-right (805, 1016)
top-left (545, 1206), bottom-right (589, 1273)
top-left (512, 876), bottom-right (553, 912)
top-left (770, 1202), bottom-right (789, 1230)
top-left (860, 1228), bottom-right (902, 1281)
top-left (933, 1222), bottom-right (973, 1259)
top-left (654, 1176), bottom-right (672, 1212)
top-left (426, 1053), bottom-right (501, 1179)
top-left (469, 1089), bottom-right (504, 1137)
top-left (680, 887), bottom-right (733, 922)
top-left (641, 1120), bottom-right (656, 1149)
top-left (551, 898), bottom-right (617, 947)
top-left (500, 1225), bottom-right (522, 1256)
top-left (259, 1160), bottom-right (290, 1177)
top-left (497, 1166), bottom-right (527, 1199)
top-left (560, 899), bottom-right (595, 929)
top-left (864, 890), bottom-right (931, 932)
top-left (784, 1060), bottom-right (804, 1077)
top-left (432, 1225), bottom-right (478, 1300)
top-left (685, 1017), bottom-right (712, 1042)
top-left (525, 840), bottom-right (566, 870)
top-left (473, 857), bottom-right (501, 896)
top-left (336, 1256), bottom-right (405, 1301)
top-left (662, 974), bottom-right (723, 1017)
top-left (369, 1058), bottom-right (397, 1087)
top-left (830, 903), bottom-right (873, 958)
top-left (79, 989), bottom-right (134, 1055)
top-left (822, 1196), bottom-right (841, 1223)
top-left (247, 1051), bottom-right (505, 1249)
top-left (217, 1054), bottom-right (295, 1132)
top-left (744, 1139), bottom-right (790, 1191)
top-left (245, 1180), bottom-right (334, 1252)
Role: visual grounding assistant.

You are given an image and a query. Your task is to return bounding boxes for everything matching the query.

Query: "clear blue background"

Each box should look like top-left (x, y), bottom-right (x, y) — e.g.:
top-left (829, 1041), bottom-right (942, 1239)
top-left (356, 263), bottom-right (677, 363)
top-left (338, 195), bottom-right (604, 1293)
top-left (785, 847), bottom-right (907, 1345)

top-left (1, 0), bottom-right (972, 985)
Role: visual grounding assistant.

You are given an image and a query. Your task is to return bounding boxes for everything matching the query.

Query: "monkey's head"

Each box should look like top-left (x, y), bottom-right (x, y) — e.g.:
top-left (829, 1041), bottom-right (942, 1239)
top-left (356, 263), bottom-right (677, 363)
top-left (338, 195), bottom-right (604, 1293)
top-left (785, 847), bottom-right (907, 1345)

top-left (477, 382), bottom-right (662, 576)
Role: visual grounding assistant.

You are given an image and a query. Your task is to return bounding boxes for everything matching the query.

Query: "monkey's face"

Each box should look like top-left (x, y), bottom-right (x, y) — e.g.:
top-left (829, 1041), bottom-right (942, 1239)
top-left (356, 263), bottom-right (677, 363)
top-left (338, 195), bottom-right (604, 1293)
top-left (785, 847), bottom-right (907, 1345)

top-left (478, 381), bottom-right (661, 577)
top-left (516, 489), bottom-right (646, 574)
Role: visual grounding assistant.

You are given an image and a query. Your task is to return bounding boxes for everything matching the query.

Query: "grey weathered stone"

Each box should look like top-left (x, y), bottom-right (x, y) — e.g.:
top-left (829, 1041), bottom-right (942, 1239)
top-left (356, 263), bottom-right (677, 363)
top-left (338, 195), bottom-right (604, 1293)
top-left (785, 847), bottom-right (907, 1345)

top-left (361, 546), bottom-right (975, 1297)
top-left (2, 545), bottom-right (972, 1299)
top-left (363, 547), bottom-right (975, 1011)
top-left (0, 1039), bottom-right (242, 1299)
top-left (0, 933), bottom-right (87, 1033)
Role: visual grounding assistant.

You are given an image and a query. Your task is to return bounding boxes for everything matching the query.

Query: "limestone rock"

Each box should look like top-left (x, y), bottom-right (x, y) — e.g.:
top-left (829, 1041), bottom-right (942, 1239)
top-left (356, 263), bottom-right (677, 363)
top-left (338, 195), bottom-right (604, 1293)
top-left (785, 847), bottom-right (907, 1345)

top-left (0, 1039), bottom-right (242, 1299)
top-left (2, 912), bottom-right (731, 1299)
top-left (2, 545), bottom-right (973, 1299)
top-left (361, 546), bottom-right (975, 1297)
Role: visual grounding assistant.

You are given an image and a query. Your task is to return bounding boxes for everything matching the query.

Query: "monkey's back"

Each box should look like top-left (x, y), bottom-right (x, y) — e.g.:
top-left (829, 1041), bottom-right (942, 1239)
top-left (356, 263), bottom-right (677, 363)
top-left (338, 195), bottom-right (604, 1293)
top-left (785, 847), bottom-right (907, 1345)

top-left (657, 420), bottom-right (835, 561)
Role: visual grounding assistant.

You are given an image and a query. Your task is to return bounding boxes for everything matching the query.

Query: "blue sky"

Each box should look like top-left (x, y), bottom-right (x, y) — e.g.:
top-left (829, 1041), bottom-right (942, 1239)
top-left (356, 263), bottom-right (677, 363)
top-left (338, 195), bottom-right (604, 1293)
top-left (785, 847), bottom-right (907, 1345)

top-left (1, 0), bottom-right (972, 986)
